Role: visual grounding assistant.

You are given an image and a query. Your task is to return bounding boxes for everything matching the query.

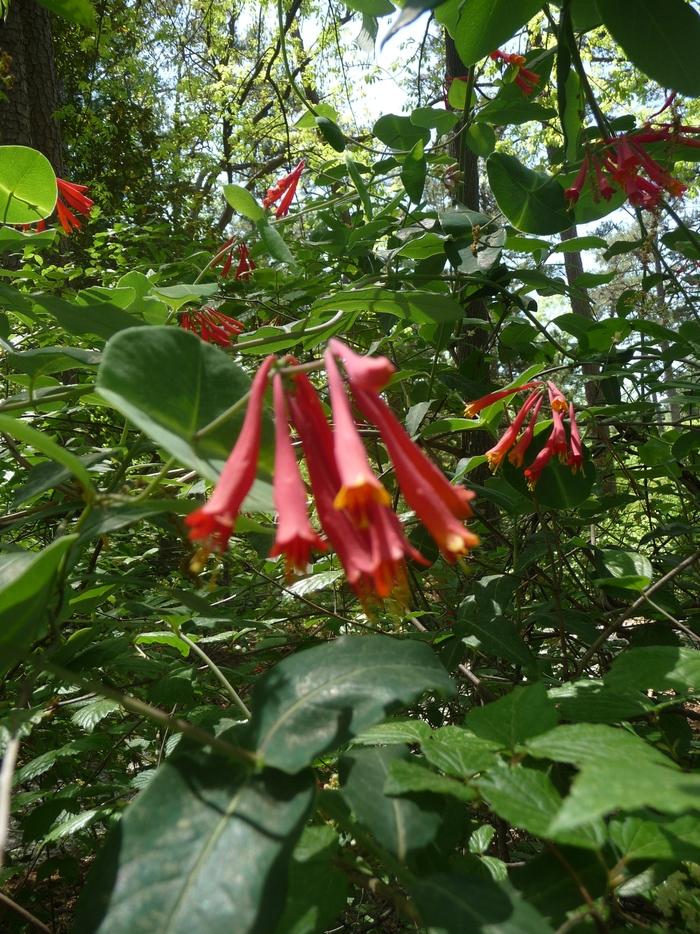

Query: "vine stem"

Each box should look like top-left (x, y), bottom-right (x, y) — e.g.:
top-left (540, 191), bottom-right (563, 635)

top-left (38, 660), bottom-right (260, 768)
top-left (576, 550), bottom-right (700, 673)
top-left (175, 629), bottom-right (252, 719)
top-left (0, 892), bottom-right (50, 934)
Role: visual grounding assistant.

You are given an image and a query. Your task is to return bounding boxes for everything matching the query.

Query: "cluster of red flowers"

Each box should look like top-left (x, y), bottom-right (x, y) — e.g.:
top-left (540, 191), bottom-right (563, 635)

top-left (466, 380), bottom-right (582, 488)
top-left (179, 306), bottom-right (245, 347)
top-left (263, 160), bottom-right (304, 219)
top-left (22, 177), bottom-right (94, 235)
top-left (214, 238), bottom-right (255, 279)
top-left (185, 340), bottom-right (479, 599)
top-left (490, 49), bottom-right (540, 96)
top-left (565, 123), bottom-right (700, 211)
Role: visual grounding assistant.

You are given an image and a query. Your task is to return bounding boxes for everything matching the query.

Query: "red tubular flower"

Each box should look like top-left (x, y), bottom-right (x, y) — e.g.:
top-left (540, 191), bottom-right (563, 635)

top-left (328, 338), bottom-right (395, 393)
top-left (547, 381), bottom-right (568, 414)
top-left (523, 439), bottom-right (556, 488)
top-left (263, 160), bottom-right (305, 218)
top-left (235, 243), bottom-right (255, 280)
top-left (484, 390), bottom-right (541, 470)
top-left (564, 157), bottom-right (589, 207)
top-left (212, 237), bottom-right (236, 278)
top-left (286, 372), bottom-right (378, 591)
top-left (180, 306), bottom-right (245, 347)
top-left (269, 374), bottom-right (326, 574)
top-left (185, 355), bottom-right (275, 552)
top-left (508, 393), bottom-right (545, 468)
top-left (354, 388), bottom-right (479, 563)
top-left (55, 178), bottom-right (94, 234)
top-left (490, 49), bottom-right (540, 96)
top-left (568, 402), bottom-right (583, 472)
top-left (365, 501), bottom-right (427, 598)
top-left (465, 381), bottom-right (541, 418)
top-left (548, 406), bottom-right (568, 461)
top-left (324, 348), bottom-right (391, 522)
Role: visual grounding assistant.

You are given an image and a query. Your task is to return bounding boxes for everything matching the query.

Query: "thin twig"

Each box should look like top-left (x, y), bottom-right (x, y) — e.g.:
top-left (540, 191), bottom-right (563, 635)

top-left (0, 892), bottom-right (51, 933)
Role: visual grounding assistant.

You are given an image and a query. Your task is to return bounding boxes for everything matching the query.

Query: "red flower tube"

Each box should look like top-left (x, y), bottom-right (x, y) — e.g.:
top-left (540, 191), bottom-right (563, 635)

top-left (485, 390), bottom-right (541, 470)
top-left (180, 306), bottom-right (245, 347)
top-left (354, 387), bottom-right (479, 563)
top-left (328, 338), bottom-right (396, 393)
top-left (464, 381), bottom-right (541, 418)
top-left (269, 374), bottom-right (326, 574)
top-left (185, 355), bottom-right (275, 552)
top-left (324, 348), bottom-right (391, 522)
top-left (508, 393), bottom-right (545, 468)
top-left (263, 160), bottom-right (305, 218)
top-left (568, 402), bottom-right (583, 472)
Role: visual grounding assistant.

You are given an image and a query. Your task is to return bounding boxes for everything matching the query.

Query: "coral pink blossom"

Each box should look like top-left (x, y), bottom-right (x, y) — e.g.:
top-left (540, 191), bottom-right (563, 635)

top-left (324, 348), bottom-right (390, 522)
top-left (508, 393), bottom-right (544, 468)
top-left (235, 243), bottom-right (255, 279)
top-left (524, 440), bottom-right (556, 488)
top-left (263, 160), bottom-right (305, 218)
top-left (185, 355), bottom-right (275, 551)
top-left (354, 388), bottom-right (479, 562)
top-left (55, 178), bottom-right (94, 234)
top-left (465, 382), bottom-right (540, 418)
top-left (269, 374), bottom-right (326, 574)
top-left (328, 338), bottom-right (396, 393)
top-left (547, 381), bottom-right (568, 414)
top-left (485, 390), bottom-right (541, 470)
top-left (490, 49), bottom-right (540, 96)
top-left (180, 306), bottom-right (245, 347)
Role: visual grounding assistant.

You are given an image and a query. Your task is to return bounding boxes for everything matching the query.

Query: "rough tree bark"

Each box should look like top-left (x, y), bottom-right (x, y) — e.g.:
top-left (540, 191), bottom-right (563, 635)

top-left (0, 0), bottom-right (64, 175)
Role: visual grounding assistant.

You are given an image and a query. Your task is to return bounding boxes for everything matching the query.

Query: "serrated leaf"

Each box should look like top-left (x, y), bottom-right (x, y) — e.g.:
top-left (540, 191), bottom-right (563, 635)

top-left (70, 699), bottom-right (122, 732)
top-left (604, 647), bottom-right (700, 694)
top-left (384, 757), bottom-right (476, 803)
top-left (420, 727), bottom-right (501, 778)
top-left (465, 683), bottom-right (558, 750)
top-left (246, 635), bottom-right (455, 773)
top-left (352, 719), bottom-right (433, 746)
top-left (340, 746), bottom-right (445, 858)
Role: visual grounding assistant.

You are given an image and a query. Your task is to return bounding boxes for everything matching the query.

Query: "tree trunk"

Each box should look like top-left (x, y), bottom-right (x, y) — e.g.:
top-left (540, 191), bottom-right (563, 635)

top-left (0, 0), bottom-right (64, 175)
top-left (445, 33), bottom-right (491, 463)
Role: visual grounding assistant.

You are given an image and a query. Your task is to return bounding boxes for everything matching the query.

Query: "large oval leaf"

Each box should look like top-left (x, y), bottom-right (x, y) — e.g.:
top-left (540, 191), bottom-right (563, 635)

top-left (501, 430), bottom-right (596, 509)
top-left (247, 635), bottom-right (455, 773)
top-left (0, 145), bottom-right (57, 225)
top-left (597, 0), bottom-right (700, 96)
top-left (310, 288), bottom-right (463, 324)
top-left (487, 152), bottom-right (570, 235)
top-left (96, 326), bottom-right (272, 494)
top-left (437, 0), bottom-right (542, 67)
top-left (74, 748), bottom-right (315, 933)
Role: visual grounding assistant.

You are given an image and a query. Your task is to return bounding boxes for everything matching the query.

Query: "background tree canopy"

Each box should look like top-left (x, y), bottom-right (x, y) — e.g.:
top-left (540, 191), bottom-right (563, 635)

top-left (0, 0), bottom-right (699, 931)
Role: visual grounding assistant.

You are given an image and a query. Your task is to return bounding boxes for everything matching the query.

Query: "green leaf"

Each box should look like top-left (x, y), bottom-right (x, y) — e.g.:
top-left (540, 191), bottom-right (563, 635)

top-left (511, 849), bottom-right (608, 925)
top-left (345, 153), bottom-right (373, 219)
top-left (275, 826), bottom-right (349, 934)
top-left (548, 680), bottom-right (654, 723)
top-left (152, 283), bottom-right (217, 312)
top-left (525, 724), bottom-right (700, 830)
top-left (352, 719), bottom-right (433, 746)
top-left (400, 140), bottom-right (427, 203)
top-left (35, 0), bottom-right (95, 27)
top-left (456, 595), bottom-right (535, 669)
top-left (420, 727), bottom-right (501, 778)
top-left (609, 813), bottom-right (700, 863)
top-left (412, 872), bottom-right (554, 933)
top-left (316, 115), bottom-right (346, 152)
top-left (604, 647), bottom-right (700, 694)
top-left (96, 326), bottom-right (271, 486)
top-left (465, 683), bottom-right (558, 750)
top-left (501, 430), bottom-right (596, 510)
top-left (31, 293), bottom-right (141, 341)
top-left (0, 226), bottom-right (57, 251)
top-left (340, 747), bottom-right (446, 858)
top-left (0, 414), bottom-right (96, 498)
top-left (222, 183), bottom-right (266, 222)
top-left (553, 235), bottom-right (607, 252)
top-left (410, 107), bottom-right (459, 134)
top-left (373, 114), bottom-right (430, 150)
top-left (475, 763), bottom-right (605, 849)
top-left (437, 0), bottom-right (543, 67)
top-left (0, 146), bottom-right (56, 225)
top-left (594, 547), bottom-right (653, 592)
top-left (246, 635), bottom-right (455, 773)
top-left (256, 218), bottom-right (296, 266)
top-left (597, 0), bottom-right (700, 96)
top-left (464, 122), bottom-right (496, 157)
top-left (310, 288), bottom-right (463, 324)
top-left (385, 758), bottom-right (476, 803)
top-left (487, 152), bottom-right (570, 235)
top-left (0, 536), bottom-right (78, 676)
top-left (3, 345), bottom-right (100, 379)
top-left (478, 99), bottom-right (557, 126)
top-left (135, 632), bottom-right (192, 657)
top-left (74, 747), bottom-right (315, 933)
